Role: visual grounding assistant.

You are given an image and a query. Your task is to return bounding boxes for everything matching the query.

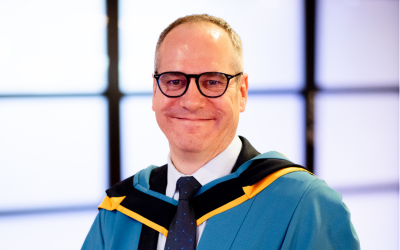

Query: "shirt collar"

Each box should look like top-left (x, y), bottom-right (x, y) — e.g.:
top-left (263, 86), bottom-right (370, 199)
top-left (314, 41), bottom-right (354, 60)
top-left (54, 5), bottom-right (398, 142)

top-left (166, 136), bottom-right (242, 199)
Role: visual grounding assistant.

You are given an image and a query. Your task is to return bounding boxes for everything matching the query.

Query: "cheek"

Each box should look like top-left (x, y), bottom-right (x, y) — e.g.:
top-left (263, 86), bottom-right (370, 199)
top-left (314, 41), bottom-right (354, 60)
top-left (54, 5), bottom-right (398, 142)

top-left (153, 96), bottom-right (177, 125)
top-left (153, 92), bottom-right (169, 112)
top-left (214, 97), bottom-right (239, 123)
top-left (152, 96), bottom-right (167, 127)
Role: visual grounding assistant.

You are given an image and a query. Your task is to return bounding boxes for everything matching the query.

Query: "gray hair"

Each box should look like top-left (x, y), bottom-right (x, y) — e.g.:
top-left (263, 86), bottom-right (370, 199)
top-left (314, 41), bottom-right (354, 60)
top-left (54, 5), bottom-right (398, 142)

top-left (154, 14), bottom-right (243, 73)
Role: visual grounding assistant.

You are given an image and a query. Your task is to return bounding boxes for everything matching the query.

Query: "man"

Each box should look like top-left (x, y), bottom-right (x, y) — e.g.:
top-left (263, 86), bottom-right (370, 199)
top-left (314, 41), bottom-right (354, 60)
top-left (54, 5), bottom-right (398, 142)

top-left (83, 14), bottom-right (360, 250)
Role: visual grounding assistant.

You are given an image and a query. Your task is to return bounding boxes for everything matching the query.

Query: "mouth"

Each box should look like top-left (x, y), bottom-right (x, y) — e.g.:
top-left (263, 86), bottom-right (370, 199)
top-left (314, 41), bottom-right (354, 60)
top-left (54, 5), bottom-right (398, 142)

top-left (174, 117), bottom-right (213, 121)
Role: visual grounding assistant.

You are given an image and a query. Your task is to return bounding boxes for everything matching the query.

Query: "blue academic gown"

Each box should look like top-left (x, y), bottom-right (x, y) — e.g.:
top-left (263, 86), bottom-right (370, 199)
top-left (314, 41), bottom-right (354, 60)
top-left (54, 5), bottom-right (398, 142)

top-left (82, 138), bottom-right (360, 250)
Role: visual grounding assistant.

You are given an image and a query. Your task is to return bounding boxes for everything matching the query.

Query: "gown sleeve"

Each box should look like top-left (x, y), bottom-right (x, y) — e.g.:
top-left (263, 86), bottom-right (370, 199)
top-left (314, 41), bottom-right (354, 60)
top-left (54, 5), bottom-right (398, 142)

top-left (280, 179), bottom-right (360, 250)
top-left (81, 210), bottom-right (107, 250)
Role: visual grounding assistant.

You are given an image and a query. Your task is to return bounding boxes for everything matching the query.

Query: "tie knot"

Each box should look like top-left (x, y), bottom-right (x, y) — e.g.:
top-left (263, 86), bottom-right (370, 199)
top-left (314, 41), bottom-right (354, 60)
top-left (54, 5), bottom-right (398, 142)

top-left (176, 176), bottom-right (201, 200)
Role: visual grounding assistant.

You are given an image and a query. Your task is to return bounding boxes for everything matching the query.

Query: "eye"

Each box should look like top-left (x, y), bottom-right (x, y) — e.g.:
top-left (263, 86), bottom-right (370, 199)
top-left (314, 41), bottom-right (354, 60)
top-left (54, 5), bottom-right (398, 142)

top-left (206, 80), bottom-right (220, 85)
top-left (168, 80), bottom-right (182, 85)
top-left (166, 79), bottom-right (184, 86)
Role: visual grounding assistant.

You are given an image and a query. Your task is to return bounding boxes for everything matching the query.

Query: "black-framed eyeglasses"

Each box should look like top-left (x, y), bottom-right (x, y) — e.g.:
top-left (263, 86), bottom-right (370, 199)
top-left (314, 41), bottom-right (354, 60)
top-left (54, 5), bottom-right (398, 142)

top-left (153, 71), bottom-right (243, 98)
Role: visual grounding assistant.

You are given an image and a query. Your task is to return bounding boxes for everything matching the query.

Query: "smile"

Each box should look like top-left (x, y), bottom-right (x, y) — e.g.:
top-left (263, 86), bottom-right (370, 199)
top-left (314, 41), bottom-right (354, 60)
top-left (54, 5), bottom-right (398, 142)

top-left (174, 117), bottom-right (213, 121)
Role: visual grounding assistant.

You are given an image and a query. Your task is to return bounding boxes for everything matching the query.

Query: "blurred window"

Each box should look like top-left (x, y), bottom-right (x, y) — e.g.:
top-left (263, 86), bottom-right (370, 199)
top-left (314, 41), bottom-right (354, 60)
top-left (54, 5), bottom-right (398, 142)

top-left (0, 0), bottom-right (108, 94)
top-left (0, 1), bottom-right (108, 249)
top-left (315, 1), bottom-right (399, 249)
top-left (316, 0), bottom-right (399, 88)
top-left (0, 97), bottom-right (108, 211)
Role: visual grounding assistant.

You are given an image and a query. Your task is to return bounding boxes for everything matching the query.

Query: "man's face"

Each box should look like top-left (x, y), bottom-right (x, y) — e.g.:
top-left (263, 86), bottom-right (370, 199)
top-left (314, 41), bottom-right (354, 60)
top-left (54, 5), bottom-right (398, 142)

top-left (152, 22), bottom-right (248, 155)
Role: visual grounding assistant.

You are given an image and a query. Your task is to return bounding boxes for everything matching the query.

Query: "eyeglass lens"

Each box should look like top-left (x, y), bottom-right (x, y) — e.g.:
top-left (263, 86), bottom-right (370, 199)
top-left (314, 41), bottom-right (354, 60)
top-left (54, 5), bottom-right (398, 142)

top-left (158, 72), bottom-right (228, 97)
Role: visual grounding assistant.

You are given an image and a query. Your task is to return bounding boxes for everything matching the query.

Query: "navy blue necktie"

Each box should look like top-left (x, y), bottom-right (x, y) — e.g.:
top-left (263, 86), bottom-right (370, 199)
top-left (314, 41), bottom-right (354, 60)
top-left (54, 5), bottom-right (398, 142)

top-left (165, 176), bottom-right (201, 250)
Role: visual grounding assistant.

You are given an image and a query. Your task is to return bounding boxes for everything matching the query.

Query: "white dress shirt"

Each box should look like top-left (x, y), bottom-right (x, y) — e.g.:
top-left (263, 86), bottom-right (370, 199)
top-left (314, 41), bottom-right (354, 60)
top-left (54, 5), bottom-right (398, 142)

top-left (156, 136), bottom-right (242, 250)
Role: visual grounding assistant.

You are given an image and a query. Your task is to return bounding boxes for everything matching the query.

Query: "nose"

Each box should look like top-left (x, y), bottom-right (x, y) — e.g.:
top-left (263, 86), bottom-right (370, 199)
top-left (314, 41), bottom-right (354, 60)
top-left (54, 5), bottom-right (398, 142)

top-left (179, 78), bottom-right (207, 111)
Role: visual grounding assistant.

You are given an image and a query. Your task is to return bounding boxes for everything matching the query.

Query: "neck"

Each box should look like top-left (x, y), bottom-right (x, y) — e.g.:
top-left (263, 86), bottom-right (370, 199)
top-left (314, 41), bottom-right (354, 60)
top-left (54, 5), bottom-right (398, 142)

top-left (170, 135), bottom-right (236, 175)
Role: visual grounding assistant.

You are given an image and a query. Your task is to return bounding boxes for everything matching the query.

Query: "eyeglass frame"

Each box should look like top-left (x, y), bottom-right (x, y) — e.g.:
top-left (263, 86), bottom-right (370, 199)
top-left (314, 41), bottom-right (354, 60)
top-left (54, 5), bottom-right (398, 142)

top-left (153, 71), bottom-right (243, 98)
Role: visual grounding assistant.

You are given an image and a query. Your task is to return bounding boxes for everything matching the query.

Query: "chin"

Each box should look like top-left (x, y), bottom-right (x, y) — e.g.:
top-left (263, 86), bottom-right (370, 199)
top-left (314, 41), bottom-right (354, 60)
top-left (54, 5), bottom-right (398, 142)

top-left (171, 134), bottom-right (209, 153)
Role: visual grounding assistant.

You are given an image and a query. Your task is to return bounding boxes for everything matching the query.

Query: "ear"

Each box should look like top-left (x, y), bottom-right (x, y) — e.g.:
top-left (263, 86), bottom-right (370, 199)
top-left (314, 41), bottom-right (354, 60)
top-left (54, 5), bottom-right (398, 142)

top-left (238, 73), bottom-right (248, 112)
top-left (152, 74), bottom-right (157, 111)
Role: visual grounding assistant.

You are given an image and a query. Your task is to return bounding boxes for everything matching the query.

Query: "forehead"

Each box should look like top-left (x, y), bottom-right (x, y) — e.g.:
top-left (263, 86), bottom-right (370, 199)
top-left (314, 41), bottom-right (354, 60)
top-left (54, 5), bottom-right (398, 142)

top-left (158, 22), bottom-right (234, 73)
